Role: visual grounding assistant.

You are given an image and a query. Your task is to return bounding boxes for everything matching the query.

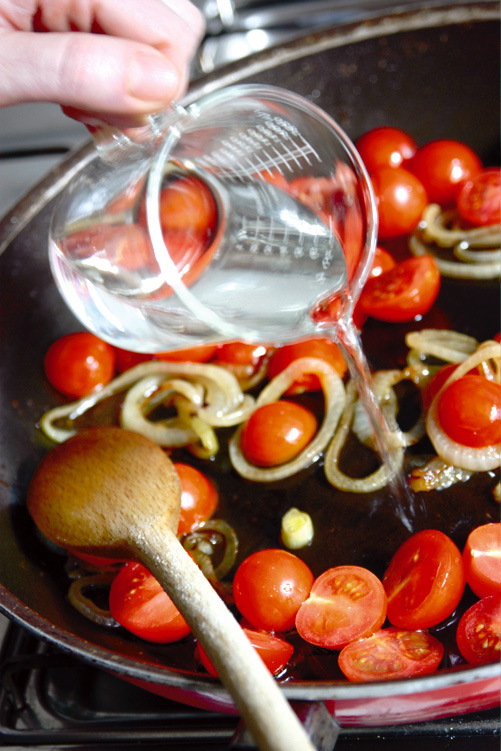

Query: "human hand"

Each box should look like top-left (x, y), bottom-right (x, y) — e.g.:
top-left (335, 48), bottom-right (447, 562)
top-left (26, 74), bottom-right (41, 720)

top-left (0, 0), bottom-right (205, 126)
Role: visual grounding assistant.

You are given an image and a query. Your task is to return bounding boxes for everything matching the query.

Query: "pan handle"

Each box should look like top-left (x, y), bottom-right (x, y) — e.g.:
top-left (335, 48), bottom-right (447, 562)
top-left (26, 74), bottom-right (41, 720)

top-left (229, 701), bottom-right (340, 751)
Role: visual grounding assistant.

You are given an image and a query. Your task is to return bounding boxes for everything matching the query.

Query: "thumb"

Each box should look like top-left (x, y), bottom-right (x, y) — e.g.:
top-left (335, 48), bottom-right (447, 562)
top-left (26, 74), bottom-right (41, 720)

top-left (0, 30), bottom-right (182, 114)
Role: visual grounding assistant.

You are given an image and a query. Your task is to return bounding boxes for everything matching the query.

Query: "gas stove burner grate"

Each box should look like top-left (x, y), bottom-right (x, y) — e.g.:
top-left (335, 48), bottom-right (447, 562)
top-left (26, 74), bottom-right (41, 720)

top-left (0, 620), bottom-right (499, 750)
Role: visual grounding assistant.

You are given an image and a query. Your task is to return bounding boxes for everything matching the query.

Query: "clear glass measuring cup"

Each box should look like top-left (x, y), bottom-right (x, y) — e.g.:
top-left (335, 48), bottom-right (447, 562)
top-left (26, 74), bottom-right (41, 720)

top-left (49, 84), bottom-right (377, 352)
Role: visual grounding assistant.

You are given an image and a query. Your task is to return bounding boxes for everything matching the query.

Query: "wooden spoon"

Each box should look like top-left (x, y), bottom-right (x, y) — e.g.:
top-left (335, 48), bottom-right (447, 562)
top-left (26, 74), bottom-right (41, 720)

top-left (27, 426), bottom-right (317, 751)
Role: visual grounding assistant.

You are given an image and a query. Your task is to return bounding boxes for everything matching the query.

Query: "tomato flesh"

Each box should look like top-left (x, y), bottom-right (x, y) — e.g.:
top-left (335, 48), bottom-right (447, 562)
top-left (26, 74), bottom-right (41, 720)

top-left (233, 549), bottom-right (314, 632)
top-left (359, 255), bottom-right (441, 323)
top-left (383, 529), bottom-right (465, 629)
top-left (463, 523), bottom-right (501, 599)
top-left (356, 127), bottom-right (418, 171)
top-left (240, 400), bottom-right (318, 467)
top-left (197, 628), bottom-right (294, 677)
top-left (174, 463), bottom-right (218, 536)
top-left (408, 139), bottom-right (482, 205)
top-left (109, 562), bottom-right (191, 643)
top-left (456, 595), bottom-right (501, 666)
top-left (267, 338), bottom-right (347, 394)
top-left (44, 332), bottom-right (116, 398)
top-left (339, 627), bottom-right (444, 682)
top-left (295, 565), bottom-right (387, 650)
top-left (437, 375), bottom-right (501, 448)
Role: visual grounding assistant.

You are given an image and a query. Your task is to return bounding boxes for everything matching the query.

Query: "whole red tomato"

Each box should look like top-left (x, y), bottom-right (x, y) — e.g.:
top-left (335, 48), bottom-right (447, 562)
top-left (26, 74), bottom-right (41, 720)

top-left (408, 139), bottom-right (482, 205)
top-left (370, 167), bottom-right (428, 239)
top-left (44, 332), bottom-right (116, 398)
top-left (356, 126), bottom-right (418, 171)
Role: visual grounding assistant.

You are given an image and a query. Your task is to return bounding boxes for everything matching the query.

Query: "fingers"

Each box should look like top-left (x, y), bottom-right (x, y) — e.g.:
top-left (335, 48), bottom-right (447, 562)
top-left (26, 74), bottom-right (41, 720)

top-left (0, 0), bottom-right (205, 116)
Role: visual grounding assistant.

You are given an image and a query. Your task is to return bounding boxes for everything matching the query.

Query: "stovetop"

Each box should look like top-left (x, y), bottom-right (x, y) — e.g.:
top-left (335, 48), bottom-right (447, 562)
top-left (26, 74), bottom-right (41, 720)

top-left (0, 617), bottom-right (499, 750)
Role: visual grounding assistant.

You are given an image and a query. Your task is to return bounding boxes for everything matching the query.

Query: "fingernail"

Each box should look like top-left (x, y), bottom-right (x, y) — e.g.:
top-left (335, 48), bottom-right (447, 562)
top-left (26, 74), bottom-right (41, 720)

top-left (128, 53), bottom-right (179, 102)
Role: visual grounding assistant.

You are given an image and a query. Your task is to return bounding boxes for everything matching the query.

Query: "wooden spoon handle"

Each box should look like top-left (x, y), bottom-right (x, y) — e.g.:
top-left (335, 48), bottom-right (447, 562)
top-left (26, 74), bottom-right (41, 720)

top-left (130, 519), bottom-right (317, 751)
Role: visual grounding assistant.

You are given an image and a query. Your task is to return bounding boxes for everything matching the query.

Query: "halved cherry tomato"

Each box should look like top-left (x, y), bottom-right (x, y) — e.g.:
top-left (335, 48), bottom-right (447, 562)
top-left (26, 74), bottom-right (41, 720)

top-left (383, 529), bottom-right (465, 629)
top-left (356, 127), bottom-right (418, 171)
top-left (338, 627), bottom-right (444, 682)
top-left (158, 176), bottom-right (218, 235)
top-left (295, 565), bottom-right (387, 650)
top-left (240, 401), bottom-right (318, 467)
top-left (352, 246), bottom-right (397, 328)
top-left (267, 338), bottom-right (347, 394)
top-left (109, 562), bottom-right (191, 643)
top-left (233, 549), bottom-right (314, 632)
top-left (463, 523), bottom-right (501, 599)
top-left (456, 595), bottom-right (501, 666)
top-left (174, 463), bottom-right (218, 536)
top-left (408, 139), bottom-right (482, 205)
top-left (359, 255), bottom-right (441, 323)
top-left (370, 166), bottom-right (427, 239)
top-left (437, 375), bottom-right (501, 448)
top-left (457, 168), bottom-right (501, 227)
top-left (196, 628), bottom-right (294, 677)
top-left (44, 332), bottom-right (116, 398)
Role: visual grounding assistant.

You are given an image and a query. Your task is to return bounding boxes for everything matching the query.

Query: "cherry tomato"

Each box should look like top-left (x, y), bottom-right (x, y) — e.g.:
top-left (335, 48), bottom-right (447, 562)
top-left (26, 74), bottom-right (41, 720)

top-left (421, 363), bottom-right (458, 412)
top-left (408, 139), bottom-right (482, 205)
top-left (196, 628), bottom-right (294, 677)
top-left (463, 523), bottom-right (501, 599)
top-left (67, 549), bottom-right (126, 568)
top-left (109, 562), bottom-right (191, 643)
top-left (267, 338), bottom-right (347, 394)
top-left (437, 375), bottom-right (501, 448)
top-left (456, 595), bottom-right (501, 666)
top-left (359, 255), bottom-right (441, 323)
top-left (156, 344), bottom-right (218, 363)
top-left (457, 168), bottom-right (501, 226)
top-left (295, 565), bottom-right (387, 650)
top-left (356, 127), bottom-right (418, 171)
top-left (158, 176), bottom-right (218, 235)
top-left (370, 166), bottom-right (427, 239)
top-left (44, 332), bottom-right (116, 398)
top-left (383, 529), bottom-right (465, 629)
top-left (233, 549), bottom-right (314, 632)
top-left (213, 341), bottom-right (270, 381)
top-left (174, 463), bottom-right (218, 536)
top-left (240, 401), bottom-right (318, 467)
top-left (338, 627), bottom-right (444, 682)
top-left (113, 348), bottom-right (155, 373)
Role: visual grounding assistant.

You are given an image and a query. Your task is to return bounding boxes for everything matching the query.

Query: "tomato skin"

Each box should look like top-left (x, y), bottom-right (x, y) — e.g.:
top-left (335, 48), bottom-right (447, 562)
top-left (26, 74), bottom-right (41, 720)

top-left (173, 463), bottom-right (218, 536)
top-left (437, 375), bottom-right (501, 448)
top-left (457, 168), bottom-right (501, 226)
top-left (197, 628), bottom-right (294, 677)
top-left (233, 549), bottom-right (314, 632)
top-left (456, 595), bottom-right (501, 666)
top-left (421, 363), bottom-right (458, 412)
top-left (408, 139), bottom-right (482, 205)
top-left (359, 255), bottom-right (441, 323)
top-left (44, 332), bottom-right (116, 398)
top-left (213, 341), bottom-right (270, 381)
top-left (240, 401), bottom-right (318, 467)
top-left (370, 166), bottom-right (427, 239)
top-left (356, 127), bottom-right (418, 171)
top-left (267, 338), bottom-right (347, 394)
top-left (463, 523), bottom-right (501, 599)
top-left (156, 344), bottom-right (218, 363)
top-left (109, 562), bottom-right (191, 643)
top-left (383, 529), bottom-right (465, 629)
top-left (338, 627), bottom-right (444, 682)
top-left (295, 565), bottom-right (387, 650)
